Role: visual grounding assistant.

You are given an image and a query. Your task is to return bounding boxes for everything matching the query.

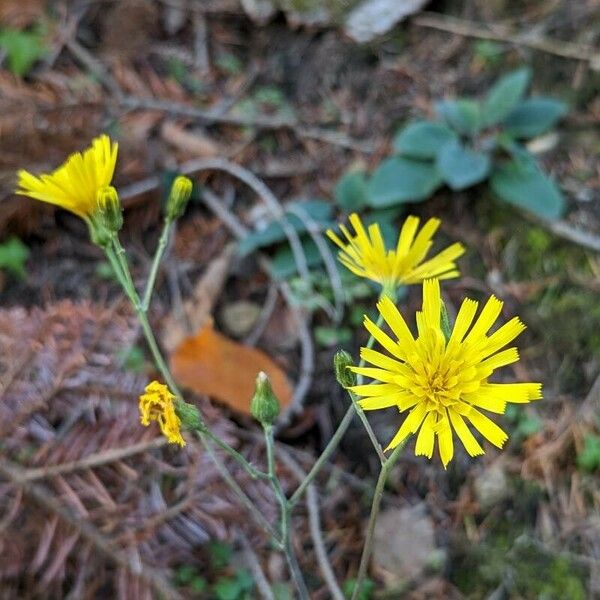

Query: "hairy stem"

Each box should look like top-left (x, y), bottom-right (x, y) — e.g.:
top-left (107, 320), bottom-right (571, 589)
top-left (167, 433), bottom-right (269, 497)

top-left (264, 425), bottom-right (309, 599)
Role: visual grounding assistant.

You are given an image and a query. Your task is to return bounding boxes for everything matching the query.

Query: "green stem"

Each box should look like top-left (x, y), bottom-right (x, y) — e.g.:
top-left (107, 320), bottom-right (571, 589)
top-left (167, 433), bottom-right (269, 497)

top-left (289, 406), bottom-right (355, 506)
top-left (350, 441), bottom-right (405, 600)
top-left (112, 237), bottom-right (139, 305)
top-left (205, 427), bottom-right (269, 481)
top-left (202, 434), bottom-right (279, 541)
top-left (105, 238), bottom-right (270, 492)
top-left (142, 219), bottom-right (173, 311)
top-left (264, 425), bottom-right (309, 599)
top-left (290, 288), bottom-right (400, 503)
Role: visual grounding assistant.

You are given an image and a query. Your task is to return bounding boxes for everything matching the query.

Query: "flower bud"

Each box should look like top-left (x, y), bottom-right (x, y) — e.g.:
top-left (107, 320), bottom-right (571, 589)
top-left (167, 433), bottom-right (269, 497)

top-left (250, 372), bottom-right (280, 426)
top-left (334, 350), bottom-right (356, 388)
top-left (96, 185), bottom-right (123, 233)
top-left (166, 175), bottom-right (193, 221)
top-left (175, 398), bottom-right (204, 431)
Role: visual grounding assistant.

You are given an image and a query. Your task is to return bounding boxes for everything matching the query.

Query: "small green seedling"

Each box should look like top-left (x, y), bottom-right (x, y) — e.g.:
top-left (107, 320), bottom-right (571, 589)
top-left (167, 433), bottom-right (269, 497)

top-left (0, 237), bottom-right (30, 279)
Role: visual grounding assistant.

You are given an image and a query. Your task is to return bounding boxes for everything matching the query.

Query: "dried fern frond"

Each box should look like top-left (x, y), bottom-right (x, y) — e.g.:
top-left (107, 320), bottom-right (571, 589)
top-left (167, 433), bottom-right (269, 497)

top-left (0, 301), bottom-right (281, 599)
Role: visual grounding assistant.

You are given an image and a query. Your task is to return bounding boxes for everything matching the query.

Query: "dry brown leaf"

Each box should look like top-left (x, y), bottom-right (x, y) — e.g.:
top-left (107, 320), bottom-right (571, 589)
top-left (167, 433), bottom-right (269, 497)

top-left (170, 322), bottom-right (293, 415)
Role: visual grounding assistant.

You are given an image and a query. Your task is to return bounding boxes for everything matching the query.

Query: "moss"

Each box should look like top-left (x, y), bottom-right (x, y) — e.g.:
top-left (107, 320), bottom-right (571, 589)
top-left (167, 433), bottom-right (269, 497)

top-left (473, 200), bottom-right (599, 392)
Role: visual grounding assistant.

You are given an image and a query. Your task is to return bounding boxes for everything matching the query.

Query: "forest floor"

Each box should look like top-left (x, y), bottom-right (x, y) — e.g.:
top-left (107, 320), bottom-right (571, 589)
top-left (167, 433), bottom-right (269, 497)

top-left (0, 1), bottom-right (599, 598)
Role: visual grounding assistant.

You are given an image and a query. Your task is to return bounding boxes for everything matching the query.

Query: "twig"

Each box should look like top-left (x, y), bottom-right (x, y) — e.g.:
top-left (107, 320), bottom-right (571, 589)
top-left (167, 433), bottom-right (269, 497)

top-left (351, 443), bottom-right (405, 600)
top-left (244, 282), bottom-right (279, 347)
top-left (412, 12), bottom-right (600, 66)
top-left (197, 186), bottom-right (314, 413)
top-left (0, 458), bottom-right (182, 600)
top-left (65, 39), bottom-right (124, 98)
top-left (118, 95), bottom-right (377, 152)
top-left (239, 532), bottom-right (275, 600)
top-left (18, 438), bottom-right (166, 482)
top-left (201, 435), bottom-right (279, 541)
top-left (278, 450), bottom-right (345, 600)
top-left (287, 204), bottom-right (344, 323)
top-left (522, 213), bottom-right (600, 253)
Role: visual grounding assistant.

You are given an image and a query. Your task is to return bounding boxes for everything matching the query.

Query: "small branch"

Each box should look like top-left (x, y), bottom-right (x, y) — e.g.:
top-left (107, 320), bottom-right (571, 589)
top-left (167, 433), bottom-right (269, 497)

top-left (118, 95), bottom-right (377, 152)
top-left (278, 451), bottom-right (345, 600)
top-left (0, 459), bottom-right (182, 600)
top-left (351, 443), bottom-right (405, 600)
top-left (522, 212), bottom-right (600, 253)
top-left (289, 406), bottom-right (355, 506)
top-left (19, 438), bottom-right (166, 482)
top-left (412, 12), bottom-right (599, 65)
top-left (201, 435), bottom-right (279, 542)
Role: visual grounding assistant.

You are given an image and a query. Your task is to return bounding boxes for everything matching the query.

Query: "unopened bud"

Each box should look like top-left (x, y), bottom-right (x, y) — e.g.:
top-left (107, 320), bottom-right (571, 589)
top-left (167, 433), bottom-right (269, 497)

top-left (96, 185), bottom-right (123, 232)
top-left (166, 176), bottom-right (193, 221)
top-left (334, 350), bottom-right (356, 388)
top-left (175, 398), bottom-right (204, 431)
top-left (250, 372), bottom-right (280, 425)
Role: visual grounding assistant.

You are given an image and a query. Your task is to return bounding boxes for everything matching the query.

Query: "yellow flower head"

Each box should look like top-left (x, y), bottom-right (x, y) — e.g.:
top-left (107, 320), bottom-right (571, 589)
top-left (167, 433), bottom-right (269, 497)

top-left (327, 213), bottom-right (465, 291)
top-left (16, 134), bottom-right (118, 220)
top-left (139, 381), bottom-right (185, 447)
top-left (350, 279), bottom-right (542, 467)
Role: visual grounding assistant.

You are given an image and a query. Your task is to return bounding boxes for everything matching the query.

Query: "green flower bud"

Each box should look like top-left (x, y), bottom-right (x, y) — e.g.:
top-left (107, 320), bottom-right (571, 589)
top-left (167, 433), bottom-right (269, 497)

top-left (96, 185), bottom-right (123, 233)
top-left (166, 175), bottom-right (193, 221)
top-left (175, 398), bottom-right (204, 431)
top-left (250, 372), bottom-right (280, 425)
top-left (334, 350), bottom-right (356, 388)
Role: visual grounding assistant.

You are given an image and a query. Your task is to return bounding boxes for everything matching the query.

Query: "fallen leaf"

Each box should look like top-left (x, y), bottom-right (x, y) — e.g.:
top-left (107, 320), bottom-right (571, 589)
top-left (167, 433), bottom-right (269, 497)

top-left (170, 322), bottom-right (293, 415)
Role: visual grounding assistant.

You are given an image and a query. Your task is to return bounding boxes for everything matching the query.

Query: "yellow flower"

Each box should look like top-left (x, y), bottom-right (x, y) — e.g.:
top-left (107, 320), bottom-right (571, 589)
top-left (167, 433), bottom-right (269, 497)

top-left (16, 134), bottom-right (118, 220)
top-left (350, 279), bottom-right (542, 467)
top-left (139, 381), bottom-right (185, 447)
top-left (327, 213), bottom-right (465, 291)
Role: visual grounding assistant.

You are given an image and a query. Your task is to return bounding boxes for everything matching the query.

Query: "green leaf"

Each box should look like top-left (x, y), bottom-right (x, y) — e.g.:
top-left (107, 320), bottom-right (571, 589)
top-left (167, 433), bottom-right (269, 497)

top-left (393, 120), bottom-right (457, 159)
top-left (343, 577), bottom-right (376, 600)
top-left (209, 540), bottom-right (233, 569)
top-left (0, 27), bottom-right (46, 76)
top-left (503, 97), bottom-right (568, 138)
top-left (0, 237), bottom-right (29, 279)
top-left (238, 199), bottom-right (333, 256)
top-left (175, 565), bottom-right (197, 586)
top-left (213, 577), bottom-right (243, 600)
top-left (577, 434), bottom-right (600, 473)
top-left (334, 170), bottom-right (369, 211)
top-left (482, 67), bottom-right (531, 126)
top-left (367, 157), bottom-right (442, 207)
top-left (435, 99), bottom-right (482, 135)
top-left (490, 159), bottom-right (565, 219)
top-left (116, 345), bottom-right (145, 374)
top-left (436, 139), bottom-right (491, 190)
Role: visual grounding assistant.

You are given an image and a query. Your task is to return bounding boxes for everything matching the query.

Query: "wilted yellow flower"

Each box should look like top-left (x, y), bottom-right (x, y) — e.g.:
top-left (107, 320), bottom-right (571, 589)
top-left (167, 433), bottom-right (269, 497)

top-left (350, 279), bottom-right (542, 467)
top-left (327, 213), bottom-right (465, 291)
top-left (139, 381), bottom-right (185, 447)
top-left (16, 134), bottom-right (118, 220)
